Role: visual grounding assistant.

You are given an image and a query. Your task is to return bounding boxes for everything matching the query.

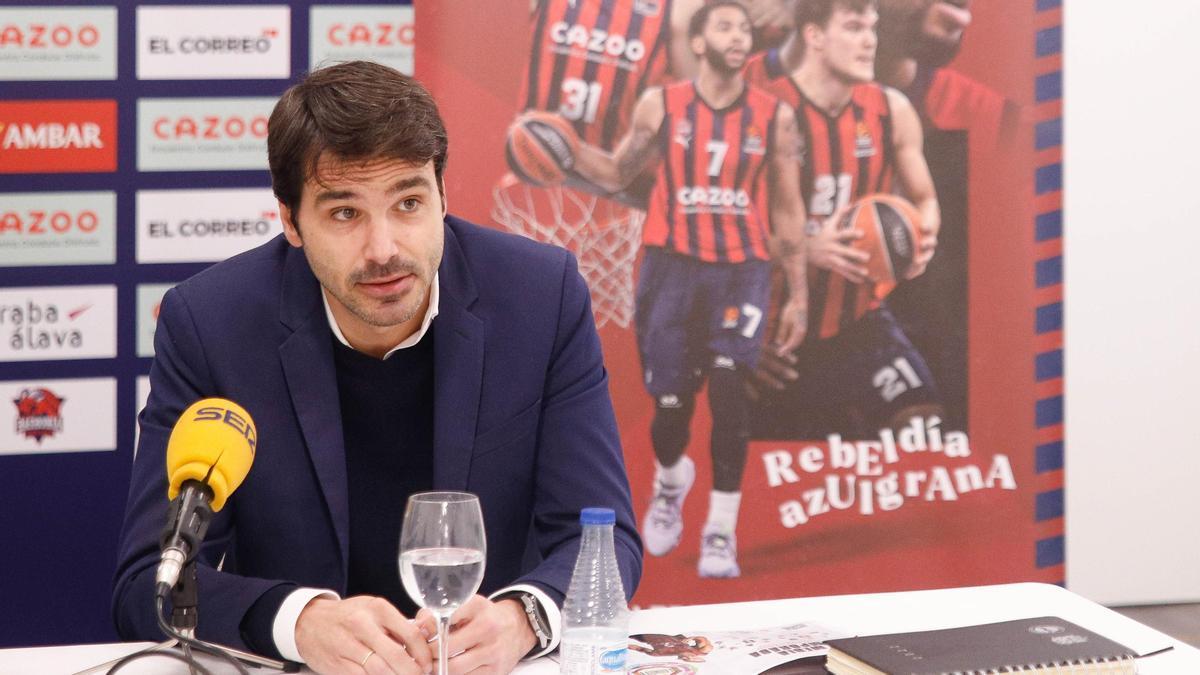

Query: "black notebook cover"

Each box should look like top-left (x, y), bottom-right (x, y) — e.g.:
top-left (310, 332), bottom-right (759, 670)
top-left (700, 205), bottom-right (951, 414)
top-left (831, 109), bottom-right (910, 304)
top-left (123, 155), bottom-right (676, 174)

top-left (825, 616), bottom-right (1137, 674)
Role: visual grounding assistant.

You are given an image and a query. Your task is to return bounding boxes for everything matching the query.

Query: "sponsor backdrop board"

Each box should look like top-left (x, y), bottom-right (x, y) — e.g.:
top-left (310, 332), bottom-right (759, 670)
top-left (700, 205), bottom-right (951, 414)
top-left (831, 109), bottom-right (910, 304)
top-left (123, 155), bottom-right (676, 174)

top-left (0, 191), bottom-right (117, 267)
top-left (415, 0), bottom-right (1064, 610)
top-left (0, 7), bottom-right (118, 81)
top-left (0, 0), bottom-right (414, 648)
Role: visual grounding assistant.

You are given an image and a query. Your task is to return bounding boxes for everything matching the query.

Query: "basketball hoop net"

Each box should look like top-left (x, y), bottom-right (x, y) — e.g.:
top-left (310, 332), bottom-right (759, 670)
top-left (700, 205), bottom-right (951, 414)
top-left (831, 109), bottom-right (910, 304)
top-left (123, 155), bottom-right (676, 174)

top-left (492, 173), bottom-right (643, 329)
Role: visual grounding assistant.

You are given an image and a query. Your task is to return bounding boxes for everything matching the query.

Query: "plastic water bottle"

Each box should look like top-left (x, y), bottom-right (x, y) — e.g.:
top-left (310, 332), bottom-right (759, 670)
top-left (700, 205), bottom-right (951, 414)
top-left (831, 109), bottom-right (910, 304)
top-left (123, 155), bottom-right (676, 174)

top-left (560, 507), bottom-right (630, 674)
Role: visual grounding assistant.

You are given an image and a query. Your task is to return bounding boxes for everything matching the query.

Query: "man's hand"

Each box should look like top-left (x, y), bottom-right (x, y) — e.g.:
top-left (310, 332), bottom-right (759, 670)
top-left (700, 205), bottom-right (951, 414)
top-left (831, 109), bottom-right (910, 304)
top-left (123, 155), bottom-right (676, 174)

top-left (905, 223), bottom-right (938, 279)
top-left (746, 346), bottom-right (800, 401)
top-left (418, 595), bottom-right (536, 675)
top-left (295, 595), bottom-right (435, 675)
top-left (922, 1), bottom-right (972, 46)
top-left (772, 295), bottom-right (808, 356)
top-left (808, 205), bottom-right (870, 283)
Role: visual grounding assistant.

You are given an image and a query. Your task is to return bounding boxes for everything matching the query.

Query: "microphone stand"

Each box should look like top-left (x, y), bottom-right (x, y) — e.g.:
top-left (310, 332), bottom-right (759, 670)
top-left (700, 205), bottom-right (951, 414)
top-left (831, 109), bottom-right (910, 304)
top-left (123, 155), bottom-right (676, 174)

top-left (171, 560), bottom-right (200, 639)
top-left (161, 558), bottom-right (298, 672)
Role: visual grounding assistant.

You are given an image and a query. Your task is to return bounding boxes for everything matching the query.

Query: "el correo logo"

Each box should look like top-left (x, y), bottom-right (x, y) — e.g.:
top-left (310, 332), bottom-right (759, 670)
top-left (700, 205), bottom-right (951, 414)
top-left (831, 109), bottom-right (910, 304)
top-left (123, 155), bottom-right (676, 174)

top-left (147, 28), bottom-right (280, 55)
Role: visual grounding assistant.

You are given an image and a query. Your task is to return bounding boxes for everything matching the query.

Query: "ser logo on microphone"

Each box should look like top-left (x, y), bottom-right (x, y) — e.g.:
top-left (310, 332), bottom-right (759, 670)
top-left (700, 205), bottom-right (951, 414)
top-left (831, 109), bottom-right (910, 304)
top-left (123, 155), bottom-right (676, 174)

top-left (191, 404), bottom-right (256, 452)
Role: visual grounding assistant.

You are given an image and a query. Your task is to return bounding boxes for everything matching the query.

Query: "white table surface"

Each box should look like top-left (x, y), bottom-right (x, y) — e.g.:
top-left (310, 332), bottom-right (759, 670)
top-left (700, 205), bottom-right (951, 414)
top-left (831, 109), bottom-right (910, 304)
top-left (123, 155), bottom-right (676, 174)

top-left (2, 583), bottom-right (1195, 674)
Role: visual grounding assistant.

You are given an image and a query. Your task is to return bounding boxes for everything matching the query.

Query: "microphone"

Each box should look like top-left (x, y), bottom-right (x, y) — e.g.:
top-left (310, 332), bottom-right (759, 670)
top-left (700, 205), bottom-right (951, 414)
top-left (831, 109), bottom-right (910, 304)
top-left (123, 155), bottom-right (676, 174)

top-left (156, 398), bottom-right (257, 596)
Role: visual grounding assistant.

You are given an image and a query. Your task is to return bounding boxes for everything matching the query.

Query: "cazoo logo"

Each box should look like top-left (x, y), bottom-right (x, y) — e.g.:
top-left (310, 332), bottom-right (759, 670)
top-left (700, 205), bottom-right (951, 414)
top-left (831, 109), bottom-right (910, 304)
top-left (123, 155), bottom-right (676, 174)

top-left (0, 7), bottom-right (117, 80)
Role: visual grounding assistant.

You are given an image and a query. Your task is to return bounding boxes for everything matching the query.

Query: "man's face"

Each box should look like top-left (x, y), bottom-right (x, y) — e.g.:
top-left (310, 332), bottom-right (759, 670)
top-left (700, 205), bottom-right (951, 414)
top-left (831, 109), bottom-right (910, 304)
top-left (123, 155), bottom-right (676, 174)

top-left (281, 157), bottom-right (445, 339)
top-left (695, 6), bottom-right (753, 74)
top-left (815, 6), bottom-right (879, 83)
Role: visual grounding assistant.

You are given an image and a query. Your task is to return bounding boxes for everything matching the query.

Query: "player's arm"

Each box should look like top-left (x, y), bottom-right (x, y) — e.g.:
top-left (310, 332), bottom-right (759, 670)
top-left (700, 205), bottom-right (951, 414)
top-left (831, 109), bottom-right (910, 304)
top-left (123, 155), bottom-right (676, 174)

top-left (668, 0), bottom-right (704, 80)
top-left (887, 87), bottom-right (941, 279)
top-left (572, 87), bottom-right (665, 193)
top-left (768, 102), bottom-right (809, 354)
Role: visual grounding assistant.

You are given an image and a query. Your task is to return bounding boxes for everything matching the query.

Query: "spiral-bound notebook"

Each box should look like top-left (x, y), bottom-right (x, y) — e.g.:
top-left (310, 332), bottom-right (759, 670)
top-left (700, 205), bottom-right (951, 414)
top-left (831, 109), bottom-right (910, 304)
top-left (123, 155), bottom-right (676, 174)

top-left (824, 616), bottom-right (1140, 674)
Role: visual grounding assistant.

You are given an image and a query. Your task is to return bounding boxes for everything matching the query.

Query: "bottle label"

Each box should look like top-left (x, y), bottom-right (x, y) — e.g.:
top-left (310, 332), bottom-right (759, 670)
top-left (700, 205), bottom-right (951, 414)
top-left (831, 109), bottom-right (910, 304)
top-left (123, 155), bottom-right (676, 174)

top-left (560, 640), bottom-right (627, 674)
top-left (599, 646), bottom-right (628, 671)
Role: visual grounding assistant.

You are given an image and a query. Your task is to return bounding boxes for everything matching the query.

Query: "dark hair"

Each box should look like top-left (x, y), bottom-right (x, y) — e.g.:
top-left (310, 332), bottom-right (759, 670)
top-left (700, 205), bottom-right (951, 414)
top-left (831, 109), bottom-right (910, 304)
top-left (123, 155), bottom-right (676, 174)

top-left (687, 1), bottom-right (751, 39)
top-left (268, 60), bottom-right (449, 217)
top-left (794, 0), bottom-right (878, 36)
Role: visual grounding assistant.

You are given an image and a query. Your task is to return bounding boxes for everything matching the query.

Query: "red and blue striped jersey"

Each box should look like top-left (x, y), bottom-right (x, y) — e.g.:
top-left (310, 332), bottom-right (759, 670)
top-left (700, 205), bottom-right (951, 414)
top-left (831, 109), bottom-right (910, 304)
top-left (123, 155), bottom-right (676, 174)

top-left (644, 81), bottom-right (781, 264)
top-left (520, 0), bottom-right (672, 151)
top-left (767, 79), bottom-right (896, 339)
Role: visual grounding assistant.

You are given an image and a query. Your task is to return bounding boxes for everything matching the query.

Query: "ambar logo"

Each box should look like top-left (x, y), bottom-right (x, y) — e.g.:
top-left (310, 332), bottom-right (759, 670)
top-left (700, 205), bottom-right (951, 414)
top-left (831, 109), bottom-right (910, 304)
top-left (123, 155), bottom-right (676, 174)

top-left (0, 100), bottom-right (116, 174)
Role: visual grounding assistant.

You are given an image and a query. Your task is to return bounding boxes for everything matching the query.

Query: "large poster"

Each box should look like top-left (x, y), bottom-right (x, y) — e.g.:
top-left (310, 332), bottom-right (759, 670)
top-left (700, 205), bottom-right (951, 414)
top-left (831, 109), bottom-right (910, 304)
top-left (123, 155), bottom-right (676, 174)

top-left (417, 0), bottom-right (1064, 606)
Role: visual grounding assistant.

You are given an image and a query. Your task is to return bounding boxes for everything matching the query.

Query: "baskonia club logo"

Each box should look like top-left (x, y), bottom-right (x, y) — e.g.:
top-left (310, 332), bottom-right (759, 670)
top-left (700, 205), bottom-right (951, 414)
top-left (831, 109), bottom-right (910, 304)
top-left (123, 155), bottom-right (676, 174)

top-left (13, 387), bottom-right (65, 443)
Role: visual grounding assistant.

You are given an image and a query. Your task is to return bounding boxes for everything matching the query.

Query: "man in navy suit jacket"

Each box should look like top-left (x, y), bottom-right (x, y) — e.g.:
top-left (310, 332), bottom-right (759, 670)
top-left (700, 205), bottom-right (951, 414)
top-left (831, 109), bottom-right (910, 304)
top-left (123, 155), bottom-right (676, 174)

top-left (113, 61), bottom-right (641, 674)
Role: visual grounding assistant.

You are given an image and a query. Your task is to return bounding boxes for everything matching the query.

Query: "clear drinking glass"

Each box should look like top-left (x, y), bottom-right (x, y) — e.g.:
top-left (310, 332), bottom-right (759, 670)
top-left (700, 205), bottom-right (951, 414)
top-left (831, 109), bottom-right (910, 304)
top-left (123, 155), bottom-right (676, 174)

top-left (399, 491), bottom-right (486, 675)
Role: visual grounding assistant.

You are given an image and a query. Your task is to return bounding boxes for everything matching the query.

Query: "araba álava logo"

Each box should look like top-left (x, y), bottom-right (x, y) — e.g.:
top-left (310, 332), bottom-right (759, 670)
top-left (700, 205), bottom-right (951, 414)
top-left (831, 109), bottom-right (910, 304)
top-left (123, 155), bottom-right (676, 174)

top-left (0, 22), bottom-right (101, 49)
top-left (0, 300), bottom-right (89, 352)
top-left (151, 114), bottom-right (268, 141)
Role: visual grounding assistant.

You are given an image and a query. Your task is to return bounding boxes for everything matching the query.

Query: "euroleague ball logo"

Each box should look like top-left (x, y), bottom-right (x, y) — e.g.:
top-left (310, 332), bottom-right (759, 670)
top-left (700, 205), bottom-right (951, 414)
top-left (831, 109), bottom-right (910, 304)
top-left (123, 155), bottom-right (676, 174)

top-left (13, 387), bottom-right (65, 444)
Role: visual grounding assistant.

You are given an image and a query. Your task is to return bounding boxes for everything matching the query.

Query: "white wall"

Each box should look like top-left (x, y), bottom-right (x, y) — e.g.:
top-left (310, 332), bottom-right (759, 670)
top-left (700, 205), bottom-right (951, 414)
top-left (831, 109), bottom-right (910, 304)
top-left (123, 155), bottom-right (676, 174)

top-left (1065, 0), bottom-right (1200, 605)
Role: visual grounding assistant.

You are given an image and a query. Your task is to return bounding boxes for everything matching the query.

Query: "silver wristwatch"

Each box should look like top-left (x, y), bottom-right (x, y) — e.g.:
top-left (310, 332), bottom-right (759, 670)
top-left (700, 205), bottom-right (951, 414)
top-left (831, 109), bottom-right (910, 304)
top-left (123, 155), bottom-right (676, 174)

top-left (499, 590), bottom-right (552, 654)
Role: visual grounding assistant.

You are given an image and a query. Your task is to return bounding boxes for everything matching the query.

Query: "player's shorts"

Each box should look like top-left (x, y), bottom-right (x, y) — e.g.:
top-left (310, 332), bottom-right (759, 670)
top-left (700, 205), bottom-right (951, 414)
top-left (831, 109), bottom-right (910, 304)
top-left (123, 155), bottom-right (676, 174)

top-left (750, 305), bottom-right (941, 439)
top-left (635, 246), bottom-right (771, 399)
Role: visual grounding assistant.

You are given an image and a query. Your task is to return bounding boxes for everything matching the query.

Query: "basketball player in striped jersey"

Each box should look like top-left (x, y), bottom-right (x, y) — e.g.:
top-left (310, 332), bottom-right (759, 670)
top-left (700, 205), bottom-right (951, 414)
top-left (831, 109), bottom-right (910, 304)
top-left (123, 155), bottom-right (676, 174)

top-left (571, 1), bottom-right (810, 577)
top-left (749, 0), bottom-right (945, 439)
top-left (495, 0), bottom-right (706, 329)
top-left (520, 0), bottom-right (703, 154)
top-left (876, 0), bottom-right (1021, 429)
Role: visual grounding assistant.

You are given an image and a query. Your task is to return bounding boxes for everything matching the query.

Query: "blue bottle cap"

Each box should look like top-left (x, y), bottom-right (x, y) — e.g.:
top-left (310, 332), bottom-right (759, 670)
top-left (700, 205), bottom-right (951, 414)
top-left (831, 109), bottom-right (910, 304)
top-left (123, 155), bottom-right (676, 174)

top-left (580, 507), bottom-right (616, 525)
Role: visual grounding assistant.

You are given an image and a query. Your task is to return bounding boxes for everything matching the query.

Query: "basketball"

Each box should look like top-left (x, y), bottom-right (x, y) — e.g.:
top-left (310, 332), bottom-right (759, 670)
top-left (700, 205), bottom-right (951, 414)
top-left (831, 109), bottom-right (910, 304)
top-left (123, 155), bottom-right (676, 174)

top-left (841, 193), bottom-right (922, 298)
top-left (505, 111), bottom-right (580, 186)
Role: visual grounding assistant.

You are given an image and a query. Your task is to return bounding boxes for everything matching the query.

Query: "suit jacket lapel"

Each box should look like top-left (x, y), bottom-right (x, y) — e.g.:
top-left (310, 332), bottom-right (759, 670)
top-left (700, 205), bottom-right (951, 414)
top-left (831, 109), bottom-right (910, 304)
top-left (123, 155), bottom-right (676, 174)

top-left (433, 220), bottom-right (483, 490)
top-left (277, 246), bottom-right (351, 578)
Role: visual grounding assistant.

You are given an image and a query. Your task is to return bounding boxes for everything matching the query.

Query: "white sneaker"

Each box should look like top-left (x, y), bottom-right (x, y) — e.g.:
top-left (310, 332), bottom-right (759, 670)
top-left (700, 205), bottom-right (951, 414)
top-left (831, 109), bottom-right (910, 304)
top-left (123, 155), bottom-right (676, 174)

top-left (641, 456), bottom-right (695, 556)
top-left (698, 524), bottom-right (741, 578)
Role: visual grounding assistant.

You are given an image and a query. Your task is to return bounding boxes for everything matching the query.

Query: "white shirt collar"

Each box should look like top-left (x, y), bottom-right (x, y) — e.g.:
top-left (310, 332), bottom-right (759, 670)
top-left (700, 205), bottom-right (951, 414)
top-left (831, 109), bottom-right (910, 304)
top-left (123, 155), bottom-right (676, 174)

top-left (321, 272), bottom-right (440, 359)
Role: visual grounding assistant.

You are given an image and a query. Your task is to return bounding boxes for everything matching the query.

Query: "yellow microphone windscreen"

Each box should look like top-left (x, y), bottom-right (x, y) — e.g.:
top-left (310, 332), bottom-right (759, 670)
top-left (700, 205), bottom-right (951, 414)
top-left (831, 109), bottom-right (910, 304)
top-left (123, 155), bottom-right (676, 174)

top-left (166, 398), bottom-right (257, 512)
